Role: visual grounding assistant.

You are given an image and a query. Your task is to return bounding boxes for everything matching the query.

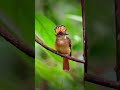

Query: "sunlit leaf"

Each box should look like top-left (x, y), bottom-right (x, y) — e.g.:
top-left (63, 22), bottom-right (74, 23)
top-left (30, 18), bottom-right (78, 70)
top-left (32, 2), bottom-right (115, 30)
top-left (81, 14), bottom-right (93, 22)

top-left (35, 13), bottom-right (62, 62)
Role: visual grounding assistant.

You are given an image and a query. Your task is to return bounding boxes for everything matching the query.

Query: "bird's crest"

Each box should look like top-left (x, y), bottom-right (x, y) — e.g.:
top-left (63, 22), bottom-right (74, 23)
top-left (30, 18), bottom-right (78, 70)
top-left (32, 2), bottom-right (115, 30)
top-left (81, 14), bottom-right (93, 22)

top-left (54, 25), bottom-right (67, 35)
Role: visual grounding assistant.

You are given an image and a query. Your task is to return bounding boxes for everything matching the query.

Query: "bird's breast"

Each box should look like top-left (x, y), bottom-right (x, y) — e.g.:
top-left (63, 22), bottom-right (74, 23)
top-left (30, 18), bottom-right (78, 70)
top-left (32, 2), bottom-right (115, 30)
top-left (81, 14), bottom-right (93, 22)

top-left (55, 39), bottom-right (70, 55)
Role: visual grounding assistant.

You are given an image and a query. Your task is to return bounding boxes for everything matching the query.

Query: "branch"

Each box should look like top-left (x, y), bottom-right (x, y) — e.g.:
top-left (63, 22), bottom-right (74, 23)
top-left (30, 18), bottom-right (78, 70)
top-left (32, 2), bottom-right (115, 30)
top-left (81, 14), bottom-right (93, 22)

top-left (35, 37), bottom-right (85, 63)
top-left (81, 0), bottom-right (88, 73)
top-left (115, 0), bottom-right (120, 89)
top-left (85, 73), bottom-right (120, 89)
top-left (35, 37), bottom-right (120, 89)
top-left (0, 27), bottom-right (34, 58)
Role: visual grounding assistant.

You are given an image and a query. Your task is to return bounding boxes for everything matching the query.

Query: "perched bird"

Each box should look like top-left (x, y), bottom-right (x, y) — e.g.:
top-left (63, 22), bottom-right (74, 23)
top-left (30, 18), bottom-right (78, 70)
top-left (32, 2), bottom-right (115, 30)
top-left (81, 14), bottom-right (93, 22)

top-left (54, 25), bottom-right (71, 71)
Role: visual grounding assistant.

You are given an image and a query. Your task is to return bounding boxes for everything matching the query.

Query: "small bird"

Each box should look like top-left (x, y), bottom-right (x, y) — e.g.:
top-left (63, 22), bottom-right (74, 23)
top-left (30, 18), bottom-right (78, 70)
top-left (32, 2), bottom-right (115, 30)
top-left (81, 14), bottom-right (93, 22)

top-left (54, 25), bottom-right (71, 71)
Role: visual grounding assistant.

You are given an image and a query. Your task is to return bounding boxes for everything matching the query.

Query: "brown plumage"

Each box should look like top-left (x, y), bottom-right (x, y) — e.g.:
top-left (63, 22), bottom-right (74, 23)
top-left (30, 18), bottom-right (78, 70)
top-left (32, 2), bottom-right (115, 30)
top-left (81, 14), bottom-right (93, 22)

top-left (54, 25), bottom-right (71, 71)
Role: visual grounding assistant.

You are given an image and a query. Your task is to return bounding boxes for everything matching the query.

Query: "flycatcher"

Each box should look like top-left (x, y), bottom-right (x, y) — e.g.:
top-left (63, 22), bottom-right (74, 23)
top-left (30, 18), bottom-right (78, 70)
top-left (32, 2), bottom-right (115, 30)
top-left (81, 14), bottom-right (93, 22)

top-left (54, 25), bottom-right (71, 71)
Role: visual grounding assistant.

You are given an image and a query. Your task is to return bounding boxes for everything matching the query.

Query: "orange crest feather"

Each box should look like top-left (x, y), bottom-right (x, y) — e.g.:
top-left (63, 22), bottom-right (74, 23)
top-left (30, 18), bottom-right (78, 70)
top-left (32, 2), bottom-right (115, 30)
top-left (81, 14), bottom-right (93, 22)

top-left (54, 25), bottom-right (67, 35)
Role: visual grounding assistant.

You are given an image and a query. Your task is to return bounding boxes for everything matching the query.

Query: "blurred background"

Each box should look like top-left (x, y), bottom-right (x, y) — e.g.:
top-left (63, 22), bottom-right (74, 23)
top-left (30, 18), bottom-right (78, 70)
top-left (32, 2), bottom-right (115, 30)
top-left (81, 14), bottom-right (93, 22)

top-left (0, 0), bottom-right (34, 90)
top-left (85, 0), bottom-right (116, 90)
top-left (35, 0), bottom-right (84, 90)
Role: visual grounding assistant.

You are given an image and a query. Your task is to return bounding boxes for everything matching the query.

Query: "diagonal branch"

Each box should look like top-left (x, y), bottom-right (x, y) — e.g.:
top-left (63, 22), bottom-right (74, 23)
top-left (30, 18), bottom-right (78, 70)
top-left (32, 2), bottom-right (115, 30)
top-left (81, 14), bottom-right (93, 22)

top-left (0, 27), bottom-right (34, 58)
top-left (0, 26), bottom-right (119, 89)
top-left (35, 37), bottom-right (85, 63)
top-left (35, 37), bottom-right (120, 89)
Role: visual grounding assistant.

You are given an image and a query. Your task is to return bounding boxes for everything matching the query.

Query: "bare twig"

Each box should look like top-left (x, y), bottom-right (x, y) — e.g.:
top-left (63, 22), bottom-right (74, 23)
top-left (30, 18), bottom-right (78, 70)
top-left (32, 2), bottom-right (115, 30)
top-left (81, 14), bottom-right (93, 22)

top-left (35, 36), bottom-right (120, 89)
top-left (0, 27), bottom-right (34, 58)
top-left (115, 0), bottom-right (120, 90)
top-left (81, 0), bottom-right (88, 73)
top-left (35, 37), bottom-right (85, 63)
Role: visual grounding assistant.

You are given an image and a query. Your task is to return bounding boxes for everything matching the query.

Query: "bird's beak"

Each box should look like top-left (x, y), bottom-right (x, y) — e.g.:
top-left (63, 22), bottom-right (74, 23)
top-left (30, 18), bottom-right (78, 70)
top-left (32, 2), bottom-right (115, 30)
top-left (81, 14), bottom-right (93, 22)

top-left (65, 33), bottom-right (69, 35)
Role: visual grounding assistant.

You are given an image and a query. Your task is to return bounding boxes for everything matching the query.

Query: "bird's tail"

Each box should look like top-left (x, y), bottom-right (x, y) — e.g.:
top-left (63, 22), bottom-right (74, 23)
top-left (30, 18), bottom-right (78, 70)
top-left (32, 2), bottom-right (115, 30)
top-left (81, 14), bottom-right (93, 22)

top-left (63, 58), bottom-right (69, 71)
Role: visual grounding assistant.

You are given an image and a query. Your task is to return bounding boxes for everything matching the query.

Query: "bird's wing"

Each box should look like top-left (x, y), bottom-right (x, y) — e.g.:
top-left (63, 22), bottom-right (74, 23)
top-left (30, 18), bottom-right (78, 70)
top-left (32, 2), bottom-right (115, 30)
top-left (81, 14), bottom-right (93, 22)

top-left (67, 37), bottom-right (72, 56)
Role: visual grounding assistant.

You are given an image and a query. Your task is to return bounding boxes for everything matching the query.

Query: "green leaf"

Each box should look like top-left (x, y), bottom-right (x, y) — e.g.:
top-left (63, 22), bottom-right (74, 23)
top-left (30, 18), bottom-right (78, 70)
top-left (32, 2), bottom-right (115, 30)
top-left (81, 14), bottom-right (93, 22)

top-left (35, 13), bottom-right (62, 62)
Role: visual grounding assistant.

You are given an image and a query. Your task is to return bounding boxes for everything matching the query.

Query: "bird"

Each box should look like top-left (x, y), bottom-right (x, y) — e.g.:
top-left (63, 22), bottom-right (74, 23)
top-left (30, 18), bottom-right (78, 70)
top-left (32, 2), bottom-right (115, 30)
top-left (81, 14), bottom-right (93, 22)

top-left (54, 25), bottom-right (71, 71)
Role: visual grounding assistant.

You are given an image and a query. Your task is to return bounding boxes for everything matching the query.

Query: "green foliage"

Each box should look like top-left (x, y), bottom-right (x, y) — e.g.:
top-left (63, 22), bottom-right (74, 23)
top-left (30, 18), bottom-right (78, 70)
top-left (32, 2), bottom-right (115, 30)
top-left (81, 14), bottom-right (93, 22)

top-left (35, 13), bottom-right (61, 62)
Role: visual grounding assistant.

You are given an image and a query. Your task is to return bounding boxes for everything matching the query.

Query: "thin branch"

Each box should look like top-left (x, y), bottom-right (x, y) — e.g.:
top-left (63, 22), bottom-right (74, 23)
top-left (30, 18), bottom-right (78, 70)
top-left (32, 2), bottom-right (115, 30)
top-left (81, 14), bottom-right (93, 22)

top-left (35, 37), bottom-right (120, 89)
top-left (81, 0), bottom-right (88, 73)
top-left (0, 27), bottom-right (34, 58)
top-left (35, 37), bottom-right (85, 63)
top-left (85, 73), bottom-right (120, 89)
top-left (115, 0), bottom-right (120, 89)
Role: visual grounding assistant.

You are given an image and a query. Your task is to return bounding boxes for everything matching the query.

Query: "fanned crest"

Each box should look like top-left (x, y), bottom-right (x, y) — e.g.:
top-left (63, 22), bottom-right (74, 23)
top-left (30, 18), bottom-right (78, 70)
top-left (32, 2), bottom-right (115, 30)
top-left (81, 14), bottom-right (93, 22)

top-left (54, 25), bottom-right (67, 35)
